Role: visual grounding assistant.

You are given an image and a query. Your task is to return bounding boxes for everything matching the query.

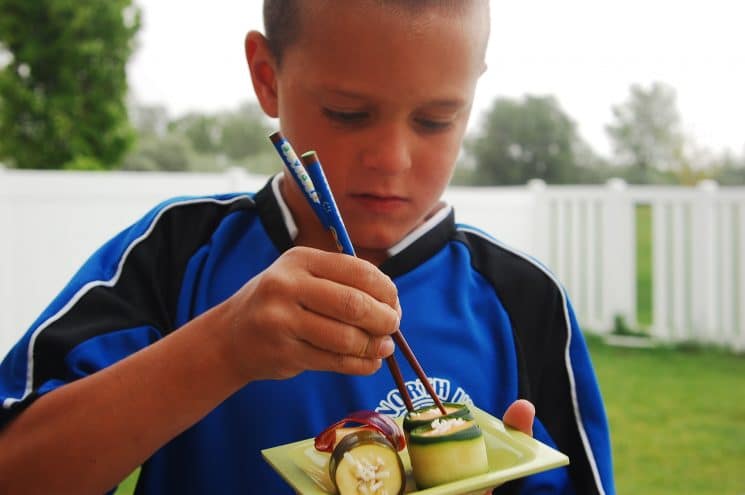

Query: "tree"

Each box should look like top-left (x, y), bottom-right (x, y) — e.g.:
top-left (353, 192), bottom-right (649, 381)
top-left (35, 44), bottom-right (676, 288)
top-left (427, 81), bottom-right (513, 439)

top-left (130, 102), bottom-right (170, 138)
top-left (217, 103), bottom-right (273, 161)
top-left (122, 101), bottom-right (278, 173)
top-left (0, 1), bottom-right (140, 169)
top-left (711, 150), bottom-right (745, 186)
top-left (464, 95), bottom-right (582, 185)
top-left (605, 82), bottom-right (687, 182)
top-left (120, 133), bottom-right (195, 172)
top-left (167, 102), bottom-right (273, 164)
top-left (168, 112), bottom-right (220, 154)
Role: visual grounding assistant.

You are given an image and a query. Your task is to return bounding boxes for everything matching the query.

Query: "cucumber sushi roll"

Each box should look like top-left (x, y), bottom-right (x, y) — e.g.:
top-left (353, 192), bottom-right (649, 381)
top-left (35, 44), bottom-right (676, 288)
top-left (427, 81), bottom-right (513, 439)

top-left (329, 430), bottom-right (406, 495)
top-left (407, 417), bottom-right (488, 489)
top-left (402, 402), bottom-right (472, 439)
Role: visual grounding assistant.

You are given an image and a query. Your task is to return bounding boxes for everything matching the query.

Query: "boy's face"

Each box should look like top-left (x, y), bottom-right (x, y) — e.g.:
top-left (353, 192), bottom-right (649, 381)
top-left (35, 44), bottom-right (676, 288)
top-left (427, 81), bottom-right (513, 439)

top-left (252, 2), bottom-right (489, 261)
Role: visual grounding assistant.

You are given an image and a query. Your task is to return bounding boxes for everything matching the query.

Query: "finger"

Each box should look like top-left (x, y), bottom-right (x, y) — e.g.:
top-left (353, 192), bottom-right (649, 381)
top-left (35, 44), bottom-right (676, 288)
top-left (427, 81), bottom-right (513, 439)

top-left (291, 308), bottom-right (396, 358)
top-left (503, 399), bottom-right (535, 436)
top-left (296, 248), bottom-right (400, 309)
top-left (297, 342), bottom-right (385, 376)
top-left (297, 275), bottom-right (400, 337)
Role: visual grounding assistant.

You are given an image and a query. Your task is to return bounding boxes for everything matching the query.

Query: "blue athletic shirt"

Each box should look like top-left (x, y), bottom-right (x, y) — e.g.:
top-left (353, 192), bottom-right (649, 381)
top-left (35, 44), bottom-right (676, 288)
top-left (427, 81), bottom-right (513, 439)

top-left (1, 175), bottom-right (614, 494)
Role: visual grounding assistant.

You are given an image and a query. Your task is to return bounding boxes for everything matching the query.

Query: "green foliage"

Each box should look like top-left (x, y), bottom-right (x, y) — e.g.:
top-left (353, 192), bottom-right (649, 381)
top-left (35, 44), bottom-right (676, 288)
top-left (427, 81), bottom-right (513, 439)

top-left (710, 152), bottom-right (745, 185)
top-left (605, 82), bottom-right (686, 182)
top-left (123, 101), bottom-right (276, 174)
top-left (464, 95), bottom-right (585, 185)
top-left (166, 103), bottom-right (272, 161)
top-left (121, 134), bottom-right (194, 172)
top-left (129, 103), bottom-right (169, 139)
top-left (168, 112), bottom-right (220, 155)
top-left (217, 103), bottom-right (272, 161)
top-left (63, 155), bottom-right (106, 171)
top-left (0, 0), bottom-right (140, 169)
top-left (616, 163), bottom-right (680, 185)
top-left (459, 83), bottom-right (742, 186)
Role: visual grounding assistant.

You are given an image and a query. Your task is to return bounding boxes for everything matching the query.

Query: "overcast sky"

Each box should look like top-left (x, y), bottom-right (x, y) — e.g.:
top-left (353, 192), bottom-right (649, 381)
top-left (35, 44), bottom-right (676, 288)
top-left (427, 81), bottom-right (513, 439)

top-left (127, 0), bottom-right (745, 157)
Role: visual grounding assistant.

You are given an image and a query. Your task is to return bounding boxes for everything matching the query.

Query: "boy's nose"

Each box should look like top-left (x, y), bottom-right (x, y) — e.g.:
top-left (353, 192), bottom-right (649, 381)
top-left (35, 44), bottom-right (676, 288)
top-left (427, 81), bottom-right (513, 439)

top-left (359, 124), bottom-right (413, 174)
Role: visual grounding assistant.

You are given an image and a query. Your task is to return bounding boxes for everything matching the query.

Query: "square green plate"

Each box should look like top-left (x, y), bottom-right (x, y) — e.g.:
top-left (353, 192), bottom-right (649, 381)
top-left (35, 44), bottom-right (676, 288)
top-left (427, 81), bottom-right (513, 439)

top-left (262, 406), bottom-right (569, 494)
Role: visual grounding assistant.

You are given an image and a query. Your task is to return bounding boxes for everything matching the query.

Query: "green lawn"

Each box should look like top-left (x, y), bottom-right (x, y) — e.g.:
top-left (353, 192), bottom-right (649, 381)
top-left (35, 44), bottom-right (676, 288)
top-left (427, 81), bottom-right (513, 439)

top-left (115, 469), bottom-right (138, 494)
top-left (587, 335), bottom-right (745, 494)
top-left (636, 204), bottom-right (653, 328)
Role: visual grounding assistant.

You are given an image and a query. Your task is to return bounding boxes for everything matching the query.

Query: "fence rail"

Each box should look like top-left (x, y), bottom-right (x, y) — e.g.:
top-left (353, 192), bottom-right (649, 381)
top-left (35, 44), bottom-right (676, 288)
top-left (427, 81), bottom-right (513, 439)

top-left (2, 167), bottom-right (743, 354)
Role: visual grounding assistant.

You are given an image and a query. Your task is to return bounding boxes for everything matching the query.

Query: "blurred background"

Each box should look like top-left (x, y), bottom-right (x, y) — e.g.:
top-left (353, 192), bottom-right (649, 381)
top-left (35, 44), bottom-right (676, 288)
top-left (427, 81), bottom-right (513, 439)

top-left (1, 1), bottom-right (744, 494)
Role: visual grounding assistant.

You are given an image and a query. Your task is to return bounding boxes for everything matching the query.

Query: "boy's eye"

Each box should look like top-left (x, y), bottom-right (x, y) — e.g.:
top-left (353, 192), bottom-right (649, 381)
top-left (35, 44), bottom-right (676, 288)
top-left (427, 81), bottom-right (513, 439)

top-left (322, 108), bottom-right (369, 124)
top-left (414, 117), bottom-right (453, 132)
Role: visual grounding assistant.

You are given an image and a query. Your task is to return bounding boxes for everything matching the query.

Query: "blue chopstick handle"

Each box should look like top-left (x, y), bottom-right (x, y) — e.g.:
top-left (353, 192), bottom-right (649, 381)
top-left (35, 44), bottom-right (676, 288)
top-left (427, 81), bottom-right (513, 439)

top-left (303, 158), bottom-right (356, 256)
top-left (270, 135), bottom-right (329, 228)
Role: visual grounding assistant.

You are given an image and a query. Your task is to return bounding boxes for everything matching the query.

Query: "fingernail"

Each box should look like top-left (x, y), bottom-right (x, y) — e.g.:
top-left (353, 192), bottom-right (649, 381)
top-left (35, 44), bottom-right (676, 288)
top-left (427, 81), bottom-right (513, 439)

top-left (380, 337), bottom-right (395, 356)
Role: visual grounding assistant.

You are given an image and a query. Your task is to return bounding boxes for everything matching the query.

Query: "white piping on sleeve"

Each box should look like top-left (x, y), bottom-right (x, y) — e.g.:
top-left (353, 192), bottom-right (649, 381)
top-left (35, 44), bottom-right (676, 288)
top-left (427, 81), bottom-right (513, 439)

top-left (3, 196), bottom-right (248, 410)
top-left (457, 225), bottom-right (607, 495)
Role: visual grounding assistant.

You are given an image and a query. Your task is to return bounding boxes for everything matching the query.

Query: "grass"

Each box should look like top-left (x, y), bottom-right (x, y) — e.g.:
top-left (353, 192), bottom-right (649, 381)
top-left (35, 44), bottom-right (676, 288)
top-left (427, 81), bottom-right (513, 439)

top-left (587, 335), bottom-right (745, 494)
top-left (636, 204), bottom-right (653, 328)
top-left (114, 468), bottom-right (138, 494)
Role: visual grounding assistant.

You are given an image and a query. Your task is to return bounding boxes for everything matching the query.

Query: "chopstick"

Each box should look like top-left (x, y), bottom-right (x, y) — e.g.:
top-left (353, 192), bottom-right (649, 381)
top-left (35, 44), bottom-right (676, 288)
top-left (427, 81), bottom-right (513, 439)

top-left (269, 131), bottom-right (445, 414)
top-left (299, 150), bottom-right (447, 415)
top-left (384, 352), bottom-right (414, 413)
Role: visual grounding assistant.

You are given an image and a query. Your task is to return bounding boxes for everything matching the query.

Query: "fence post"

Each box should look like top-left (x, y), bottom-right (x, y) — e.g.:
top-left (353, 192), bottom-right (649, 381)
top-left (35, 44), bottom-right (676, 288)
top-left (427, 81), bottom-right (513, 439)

top-left (601, 178), bottom-right (635, 332)
top-left (0, 166), bottom-right (11, 352)
top-left (528, 179), bottom-right (549, 264)
top-left (690, 180), bottom-right (718, 344)
top-left (226, 166), bottom-right (248, 192)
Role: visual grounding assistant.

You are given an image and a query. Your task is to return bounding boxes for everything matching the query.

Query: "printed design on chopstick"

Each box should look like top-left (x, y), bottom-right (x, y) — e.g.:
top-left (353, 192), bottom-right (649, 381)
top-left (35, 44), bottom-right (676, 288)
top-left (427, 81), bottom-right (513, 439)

top-left (278, 140), bottom-right (321, 204)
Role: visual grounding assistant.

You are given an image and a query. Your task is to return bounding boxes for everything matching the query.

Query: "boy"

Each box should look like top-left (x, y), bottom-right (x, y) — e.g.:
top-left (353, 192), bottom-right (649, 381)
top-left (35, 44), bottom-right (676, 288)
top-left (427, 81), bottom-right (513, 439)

top-left (0, 1), bottom-right (614, 494)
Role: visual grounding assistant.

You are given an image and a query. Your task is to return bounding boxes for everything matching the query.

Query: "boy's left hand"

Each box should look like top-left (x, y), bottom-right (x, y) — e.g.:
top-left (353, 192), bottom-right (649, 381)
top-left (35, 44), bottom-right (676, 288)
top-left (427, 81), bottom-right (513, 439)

top-left (502, 399), bottom-right (535, 436)
top-left (479, 399), bottom-right (535, 495)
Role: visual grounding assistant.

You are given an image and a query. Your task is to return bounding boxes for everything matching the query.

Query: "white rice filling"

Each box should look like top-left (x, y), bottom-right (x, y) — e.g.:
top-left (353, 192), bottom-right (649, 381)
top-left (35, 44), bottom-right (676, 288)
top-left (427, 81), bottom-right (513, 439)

top-left (343, 451), bottom-right (391, 495)
top-left (429, 417), bottom-right (467, 435)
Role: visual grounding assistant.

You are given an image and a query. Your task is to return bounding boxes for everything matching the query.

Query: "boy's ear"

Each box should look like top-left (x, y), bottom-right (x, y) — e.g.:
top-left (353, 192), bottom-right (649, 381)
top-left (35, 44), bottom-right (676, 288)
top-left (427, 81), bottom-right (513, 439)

top-left (245, 31), bottom-right (279, 118)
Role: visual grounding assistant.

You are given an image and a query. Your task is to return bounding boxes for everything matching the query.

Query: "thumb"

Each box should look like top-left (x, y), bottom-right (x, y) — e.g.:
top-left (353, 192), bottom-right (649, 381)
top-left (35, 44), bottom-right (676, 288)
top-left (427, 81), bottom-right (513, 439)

top-left (502, 399), bottom-right (535, 436)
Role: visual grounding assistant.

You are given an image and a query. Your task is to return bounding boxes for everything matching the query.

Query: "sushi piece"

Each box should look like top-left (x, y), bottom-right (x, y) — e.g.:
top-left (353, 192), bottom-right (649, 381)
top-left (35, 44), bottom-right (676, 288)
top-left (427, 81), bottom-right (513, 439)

top-left (407, 417), bottom-right (488, 489)
top-left (329, 430), bottom-right (406, 495)
top-left (315, 410), bottom-right (406, 453)
top-left (314, 411), bottom-right (407, 495)
top-left (402, 402), bottom-right (472, 439)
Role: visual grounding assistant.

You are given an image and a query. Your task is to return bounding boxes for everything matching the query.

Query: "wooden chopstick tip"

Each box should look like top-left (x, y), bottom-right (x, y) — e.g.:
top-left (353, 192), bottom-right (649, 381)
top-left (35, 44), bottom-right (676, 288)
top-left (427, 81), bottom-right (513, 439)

top-left (300, 150), bottom-right (319, 166)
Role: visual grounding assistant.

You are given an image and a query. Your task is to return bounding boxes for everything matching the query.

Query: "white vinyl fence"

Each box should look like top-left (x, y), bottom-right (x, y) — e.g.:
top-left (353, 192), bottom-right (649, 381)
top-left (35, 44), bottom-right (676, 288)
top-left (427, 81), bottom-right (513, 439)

top-left (521, 180), bottom-right (745, 351)
top-left (1, 167), bottom-right (744, 355)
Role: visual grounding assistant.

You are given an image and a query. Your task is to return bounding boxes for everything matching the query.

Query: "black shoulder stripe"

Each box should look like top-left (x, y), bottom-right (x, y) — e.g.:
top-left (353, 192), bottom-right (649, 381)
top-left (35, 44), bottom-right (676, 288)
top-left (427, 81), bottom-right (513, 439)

top-left (380, 209), bottom-right (456, 278)
top-left (255, 181), bottom-right (294, 253)
top-left (453, 229), bottom-right (557, 401)
top-left (455, 227), bottom-right (604, 495)
top-left (31, 196), bottom-right (255, 390)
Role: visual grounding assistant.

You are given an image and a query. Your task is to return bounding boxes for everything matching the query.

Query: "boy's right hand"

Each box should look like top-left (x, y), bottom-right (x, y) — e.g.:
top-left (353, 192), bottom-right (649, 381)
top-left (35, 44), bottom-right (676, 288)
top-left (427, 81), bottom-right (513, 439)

top-left (219, 246), bottom-right (401, 382)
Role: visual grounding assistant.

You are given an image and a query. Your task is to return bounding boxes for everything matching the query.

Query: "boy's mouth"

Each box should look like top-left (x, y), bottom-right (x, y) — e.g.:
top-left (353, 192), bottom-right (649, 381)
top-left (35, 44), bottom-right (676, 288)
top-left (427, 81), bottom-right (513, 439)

top-left (351, 193), bottom-right (408, 213)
